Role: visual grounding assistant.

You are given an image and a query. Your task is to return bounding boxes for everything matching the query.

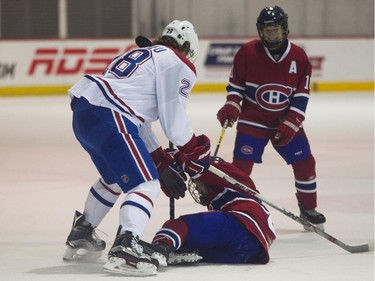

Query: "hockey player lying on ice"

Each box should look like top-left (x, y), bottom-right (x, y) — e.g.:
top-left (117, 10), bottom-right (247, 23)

top-left (140, 155), bottom-right (276, 265)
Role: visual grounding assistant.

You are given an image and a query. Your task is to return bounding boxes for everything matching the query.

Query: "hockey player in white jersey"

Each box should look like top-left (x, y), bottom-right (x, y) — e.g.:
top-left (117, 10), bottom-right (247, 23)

top-left (63, 20), bottom-right (211, 276)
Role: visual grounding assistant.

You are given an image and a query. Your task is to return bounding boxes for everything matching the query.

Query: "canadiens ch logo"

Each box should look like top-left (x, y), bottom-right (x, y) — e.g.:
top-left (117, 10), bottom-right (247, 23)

top-left (255, 84), bottom-right (293, 112)
top-left (241, 145), bottom-right (253, 155)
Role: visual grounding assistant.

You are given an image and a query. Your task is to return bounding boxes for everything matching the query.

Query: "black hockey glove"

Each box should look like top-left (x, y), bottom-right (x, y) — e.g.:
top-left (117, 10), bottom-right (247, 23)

top-left (151, 147), bottom-right (187, 199)
top-left (159, 162), bottom-right (187, 199)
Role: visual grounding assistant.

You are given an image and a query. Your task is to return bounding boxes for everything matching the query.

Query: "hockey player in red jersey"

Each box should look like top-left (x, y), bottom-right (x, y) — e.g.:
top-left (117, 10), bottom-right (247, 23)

top-left (217, 6), bottom-right (326, 229)
top-left (140, 156), bottom-right (276, 264)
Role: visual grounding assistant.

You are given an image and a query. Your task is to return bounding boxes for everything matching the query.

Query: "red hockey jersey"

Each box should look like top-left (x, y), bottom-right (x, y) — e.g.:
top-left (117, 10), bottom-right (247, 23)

top-left (227, 39), bottom-right (312, 138)
top-left (199, 160), bottom-right (276, 263)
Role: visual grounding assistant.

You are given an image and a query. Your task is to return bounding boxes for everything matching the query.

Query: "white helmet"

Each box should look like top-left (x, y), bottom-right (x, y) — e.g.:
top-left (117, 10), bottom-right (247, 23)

top-left (162, 20), bottom-right (199, 63)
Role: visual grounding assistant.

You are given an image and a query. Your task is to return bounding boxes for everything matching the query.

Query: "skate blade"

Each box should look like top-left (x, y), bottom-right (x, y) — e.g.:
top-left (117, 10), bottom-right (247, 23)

top-left (150, 252), bottom-right (167, 267)
top-left (168, 252), bottom-right (203, 265)
top-left (63, 246), bottom-right (102, 262)
top-left (103, 257), bottom-right (157, 276)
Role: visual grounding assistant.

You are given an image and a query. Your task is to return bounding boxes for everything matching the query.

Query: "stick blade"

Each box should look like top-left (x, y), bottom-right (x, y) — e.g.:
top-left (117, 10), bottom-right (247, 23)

top-left (346, 242), bottom-right (374, 253)
top-left (368, 242), bottom-right (374, 252)
top-left (135, 36), bottom-right (152, 47)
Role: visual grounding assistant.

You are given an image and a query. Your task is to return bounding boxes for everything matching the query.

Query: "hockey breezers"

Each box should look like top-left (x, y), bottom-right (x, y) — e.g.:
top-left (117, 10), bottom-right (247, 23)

top-left (208, 165), bottom-right (374, 254)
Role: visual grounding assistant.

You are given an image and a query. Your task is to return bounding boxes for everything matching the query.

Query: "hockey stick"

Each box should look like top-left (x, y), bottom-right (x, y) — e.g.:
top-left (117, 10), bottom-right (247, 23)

top-left (208, 165), bottom-right (374, 254)
top-left (135, 35), bottom-right (152, 47)
top-left (168, 141), bottom-right (175, 220)
top-left (213, 119), bottom-right (229, 156)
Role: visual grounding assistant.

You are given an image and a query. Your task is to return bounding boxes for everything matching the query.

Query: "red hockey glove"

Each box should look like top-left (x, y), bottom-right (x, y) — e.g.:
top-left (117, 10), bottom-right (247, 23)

top-left (273, 112), bottom-right (303, 147)
top-left (216, 95), bottom-right (242, 127)
top-left (178, 134), bottom-right (211, 179)
top-left (150, 147), bottom-right (187, 199)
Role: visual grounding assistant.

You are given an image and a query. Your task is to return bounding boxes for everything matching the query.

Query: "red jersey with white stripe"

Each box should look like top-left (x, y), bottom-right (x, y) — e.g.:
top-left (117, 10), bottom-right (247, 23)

top-left (199, 161), bottom-right (276, 262)
top-left (227, 39), bottom-right (312, 138)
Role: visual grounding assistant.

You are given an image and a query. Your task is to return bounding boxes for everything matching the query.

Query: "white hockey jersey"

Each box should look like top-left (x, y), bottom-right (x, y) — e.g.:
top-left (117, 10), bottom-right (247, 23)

top-left (68, 45), bottom-right (197, 152)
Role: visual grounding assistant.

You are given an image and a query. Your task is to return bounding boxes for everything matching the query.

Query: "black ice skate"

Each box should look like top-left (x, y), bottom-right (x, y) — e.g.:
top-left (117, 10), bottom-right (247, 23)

top-left (138, 240), bottom-right (173, 266)
top-left (103, 230), bottom-right (159, 276)
top-left (63, 210), bottom-right (106, 262)
top-left (298, 203), bottom-right (326, 231)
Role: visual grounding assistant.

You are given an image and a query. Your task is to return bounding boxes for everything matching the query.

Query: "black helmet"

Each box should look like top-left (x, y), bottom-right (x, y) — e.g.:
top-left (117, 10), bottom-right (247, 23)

top-left (256, 6), bottom-right (289, 51)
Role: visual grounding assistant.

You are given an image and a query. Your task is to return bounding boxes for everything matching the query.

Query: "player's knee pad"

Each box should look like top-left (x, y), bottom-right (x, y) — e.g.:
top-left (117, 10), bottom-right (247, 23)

top-left (292, 155), bottom-right (316, 181)
top-left (128, 179), bottom-right (161, 206)
top-left (119, 180), bottom-right (161, 235)
top-left (84, 179), bottom-right (122, 226)
top-left (89, 179), bottom-right (122, 206)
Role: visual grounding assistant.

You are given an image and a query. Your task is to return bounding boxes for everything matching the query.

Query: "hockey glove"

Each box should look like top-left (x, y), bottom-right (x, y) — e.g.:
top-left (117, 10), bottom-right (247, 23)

top-left (178, 134), bottom-right (211, 179)
top-left (216, 95), bottom-right (242, 127)
top-left (273, 112), bottom-right (304, 147)
top-left (150, 147), bottom-right (187, 199)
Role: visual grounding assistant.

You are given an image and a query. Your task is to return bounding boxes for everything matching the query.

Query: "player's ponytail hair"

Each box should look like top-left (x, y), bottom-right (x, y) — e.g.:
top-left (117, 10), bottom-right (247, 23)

top-left (153, 36), bottom-right (191, 59)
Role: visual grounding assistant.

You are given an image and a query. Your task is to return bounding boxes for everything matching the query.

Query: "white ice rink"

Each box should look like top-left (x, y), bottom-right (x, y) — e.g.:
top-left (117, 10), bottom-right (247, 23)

top-left (0, 92), bottom-right (374, 280)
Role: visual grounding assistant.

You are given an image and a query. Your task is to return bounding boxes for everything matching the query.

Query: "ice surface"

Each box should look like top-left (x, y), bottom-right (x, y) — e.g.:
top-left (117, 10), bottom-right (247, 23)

top-left (0, 92), bottom-right (373, 280)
